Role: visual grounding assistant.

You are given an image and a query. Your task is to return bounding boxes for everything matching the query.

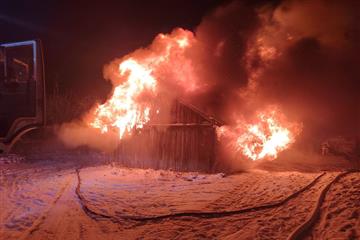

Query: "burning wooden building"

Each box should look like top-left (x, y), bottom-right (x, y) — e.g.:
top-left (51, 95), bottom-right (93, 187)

top-left (113, 100), bottom-right (222, 173)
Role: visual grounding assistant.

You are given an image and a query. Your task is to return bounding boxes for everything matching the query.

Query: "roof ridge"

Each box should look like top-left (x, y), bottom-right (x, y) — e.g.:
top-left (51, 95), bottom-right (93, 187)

top-left (177, 99), bottom-right (224, 126)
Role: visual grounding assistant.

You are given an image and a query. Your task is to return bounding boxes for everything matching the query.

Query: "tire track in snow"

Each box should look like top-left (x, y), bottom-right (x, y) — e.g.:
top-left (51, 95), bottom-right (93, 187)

top-left (75, 169), bottom-right (326, 222)
top-left (206, 172), bottom-right (317, 212)
top-left (1, 166), bottom-right (73, 239)
top-left (18, 174), bottom-right (73, 240)
top-left (287, 170), bottom-right (359, 240)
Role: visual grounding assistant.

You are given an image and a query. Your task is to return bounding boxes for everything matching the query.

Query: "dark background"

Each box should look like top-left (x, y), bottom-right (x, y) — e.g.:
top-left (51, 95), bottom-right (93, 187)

top-left (0, 0), bottom-right (228, 97)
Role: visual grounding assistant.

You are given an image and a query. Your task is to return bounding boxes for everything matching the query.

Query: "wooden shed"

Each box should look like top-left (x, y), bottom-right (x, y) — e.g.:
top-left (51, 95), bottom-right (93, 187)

top-left (114, 100), bottom-right (222, 172)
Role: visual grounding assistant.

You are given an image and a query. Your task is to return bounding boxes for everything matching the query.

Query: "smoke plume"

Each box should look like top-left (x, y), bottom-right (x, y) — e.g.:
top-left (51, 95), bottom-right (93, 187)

top-left (59, 0), bottom-right (360, 158)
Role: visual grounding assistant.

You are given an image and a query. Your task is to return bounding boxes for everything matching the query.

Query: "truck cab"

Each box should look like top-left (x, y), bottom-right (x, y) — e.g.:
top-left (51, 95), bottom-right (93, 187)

top-left (0, 40), bottom-right (45, 153)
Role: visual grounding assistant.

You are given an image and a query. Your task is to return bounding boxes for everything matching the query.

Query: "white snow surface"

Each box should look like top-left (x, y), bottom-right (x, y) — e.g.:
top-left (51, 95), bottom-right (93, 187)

top-left (0, 160), bottom-right (359, 240)
top-left (79, 166), bottom-right (316, 217)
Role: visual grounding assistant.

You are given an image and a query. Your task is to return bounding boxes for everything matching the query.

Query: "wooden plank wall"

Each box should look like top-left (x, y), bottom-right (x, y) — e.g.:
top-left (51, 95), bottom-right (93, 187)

top-left (171, 101), bottom-right (206, 124)
top-left (115, 126), bottom-right (216, 172)
top-left (114, 101), bottom-right (218, 172)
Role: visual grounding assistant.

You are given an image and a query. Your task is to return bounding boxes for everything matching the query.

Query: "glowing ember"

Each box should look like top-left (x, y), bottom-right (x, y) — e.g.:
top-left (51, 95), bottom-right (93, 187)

top-left (86, 28), bottom-right (196, 139)
top-left (218, 107), bottom-right (301, 161)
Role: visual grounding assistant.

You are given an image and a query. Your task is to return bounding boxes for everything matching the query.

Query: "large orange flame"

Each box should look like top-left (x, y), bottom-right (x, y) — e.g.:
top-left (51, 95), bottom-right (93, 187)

top-left (85, 28), bottom-right (301, 160)
top-left (218, 107), bottom-right (301, 161)
top-left (86, 28), bottom-right (196, 139)
top-left (89, 59), bottom-right (157, 138)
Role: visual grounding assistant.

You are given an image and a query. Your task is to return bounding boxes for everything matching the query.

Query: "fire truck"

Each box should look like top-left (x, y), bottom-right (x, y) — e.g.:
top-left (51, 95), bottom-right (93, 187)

top-left (0, 40), bottom-right (45, 153)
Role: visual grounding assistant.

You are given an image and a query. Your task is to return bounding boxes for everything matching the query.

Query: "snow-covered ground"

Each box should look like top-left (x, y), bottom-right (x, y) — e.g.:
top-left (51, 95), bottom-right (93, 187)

top-left (304, 172), bottom-right (360, 240)
top-left (1, 152), bottom-right (359, 240)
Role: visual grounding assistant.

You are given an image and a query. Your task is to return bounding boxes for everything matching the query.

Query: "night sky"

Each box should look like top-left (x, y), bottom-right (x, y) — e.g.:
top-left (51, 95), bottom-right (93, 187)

top-left (0, 0), bottom-right (228, 97)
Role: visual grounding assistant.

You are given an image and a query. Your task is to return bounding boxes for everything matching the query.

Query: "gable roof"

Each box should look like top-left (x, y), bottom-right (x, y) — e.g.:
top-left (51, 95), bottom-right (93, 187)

top-left (177, 99), bottom-right (224, 126)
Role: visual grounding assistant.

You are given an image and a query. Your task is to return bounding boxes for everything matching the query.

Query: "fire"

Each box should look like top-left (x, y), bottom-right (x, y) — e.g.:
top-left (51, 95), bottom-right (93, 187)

top-left (89, 59), bottom-right (157, 138)
top-left (85, 27), bottom-right (301, 161)
top-left (218, 107), bottom-right (301, 161)
top-left (86, 28), bottom-right (196, 139)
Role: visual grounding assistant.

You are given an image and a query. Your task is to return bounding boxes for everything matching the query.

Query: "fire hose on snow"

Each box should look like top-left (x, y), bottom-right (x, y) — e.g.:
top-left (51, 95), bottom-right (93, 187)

top-left (75, 169), bottom-right (326, 222)
top-left (287, 170), bottom-right (358, 240)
